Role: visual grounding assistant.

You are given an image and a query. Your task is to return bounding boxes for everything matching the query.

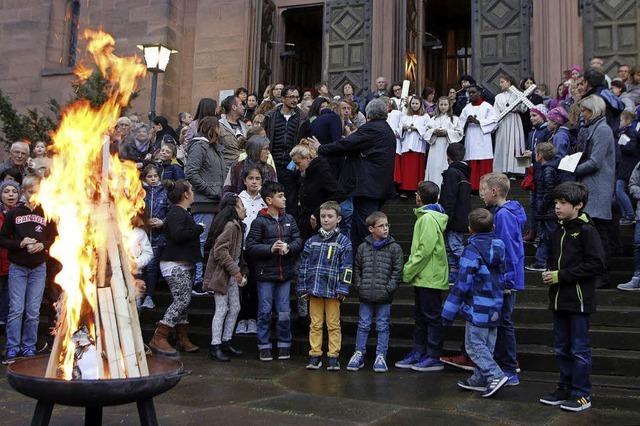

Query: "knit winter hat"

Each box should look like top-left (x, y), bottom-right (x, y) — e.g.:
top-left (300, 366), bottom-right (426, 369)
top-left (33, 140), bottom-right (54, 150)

top-left (0, 179), bottom-right (20, 194)
top-left (530, 104), bottom-right (548, 121)
top-left (547, 107), bottom-right (569, 125)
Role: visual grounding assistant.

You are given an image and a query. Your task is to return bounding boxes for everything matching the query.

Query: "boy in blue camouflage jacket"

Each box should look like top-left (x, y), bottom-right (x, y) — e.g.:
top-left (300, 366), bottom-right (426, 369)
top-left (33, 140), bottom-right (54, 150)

top-left (442, 208), bottom-right (509, 398)
top-left (298, 201), bottom-right (353, 371)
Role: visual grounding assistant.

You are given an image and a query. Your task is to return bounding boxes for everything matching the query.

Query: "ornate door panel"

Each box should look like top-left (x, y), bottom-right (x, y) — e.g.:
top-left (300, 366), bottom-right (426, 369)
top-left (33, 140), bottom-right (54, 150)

top-left (322, 0), bottom-right (372, 98)
top-left (258, 0), bottom-right (276, 96)
top-left (582, 0), bottom-right (640, 73)
top-left (471, 0), bottom-right (531, 94)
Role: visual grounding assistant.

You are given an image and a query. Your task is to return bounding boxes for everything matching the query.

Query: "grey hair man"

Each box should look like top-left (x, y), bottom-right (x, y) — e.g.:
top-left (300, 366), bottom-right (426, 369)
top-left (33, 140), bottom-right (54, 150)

top-left (316, 97), bottom-right (396, 248)
top-left (0, 142), bottom-right (30, 177)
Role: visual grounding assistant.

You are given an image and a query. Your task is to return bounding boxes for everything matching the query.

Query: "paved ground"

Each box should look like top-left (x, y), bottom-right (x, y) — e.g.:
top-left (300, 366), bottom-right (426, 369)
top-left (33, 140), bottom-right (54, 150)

top-left (1, 352), bottom-right (639, 425)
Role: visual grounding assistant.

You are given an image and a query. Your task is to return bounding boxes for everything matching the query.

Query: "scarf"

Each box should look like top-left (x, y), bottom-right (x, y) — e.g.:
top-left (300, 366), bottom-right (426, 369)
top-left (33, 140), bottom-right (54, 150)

top-left (372, 237), bottom-right (388, 250)
top-left (319, 227), bottom-right (338, 239)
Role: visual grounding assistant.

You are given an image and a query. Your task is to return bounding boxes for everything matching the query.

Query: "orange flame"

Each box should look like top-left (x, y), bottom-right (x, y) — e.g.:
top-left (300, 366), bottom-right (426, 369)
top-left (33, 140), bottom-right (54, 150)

top-left (34, 29), bottom-right (146, 380)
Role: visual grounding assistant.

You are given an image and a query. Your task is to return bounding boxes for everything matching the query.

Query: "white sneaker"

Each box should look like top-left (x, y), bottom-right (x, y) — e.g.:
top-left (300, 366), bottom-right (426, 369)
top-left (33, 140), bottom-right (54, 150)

top-left (235, 320), bottom-right (247, 335)
top-left (617, 276), bottom-right (640, 291)
top-left (246, 319), bottom-right (257, 334)
top-left (141, 296), bottom-right (155, 310)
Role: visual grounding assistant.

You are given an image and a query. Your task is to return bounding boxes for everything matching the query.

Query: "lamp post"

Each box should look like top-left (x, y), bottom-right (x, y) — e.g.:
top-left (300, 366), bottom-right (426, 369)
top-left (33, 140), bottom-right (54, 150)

top-left (136, 43), bottom-right (177, 120)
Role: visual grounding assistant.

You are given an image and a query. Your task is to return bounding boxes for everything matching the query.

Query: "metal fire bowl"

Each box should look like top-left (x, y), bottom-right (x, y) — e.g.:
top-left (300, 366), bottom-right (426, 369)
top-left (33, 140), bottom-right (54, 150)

top-left (6, 355), bottom-right (187, 407)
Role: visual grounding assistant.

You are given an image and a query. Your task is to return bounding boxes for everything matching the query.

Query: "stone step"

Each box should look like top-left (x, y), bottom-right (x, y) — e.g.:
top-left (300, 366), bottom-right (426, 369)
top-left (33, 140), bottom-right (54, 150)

top-left (141, 300), bottom-right (640, 330)
top-left (140, 325), bottom-right (640, 377)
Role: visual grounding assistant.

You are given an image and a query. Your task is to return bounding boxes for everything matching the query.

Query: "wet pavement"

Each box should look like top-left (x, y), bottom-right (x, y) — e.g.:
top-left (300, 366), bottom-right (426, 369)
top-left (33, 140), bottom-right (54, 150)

top-left (1, 353), bottom-right (639, 425)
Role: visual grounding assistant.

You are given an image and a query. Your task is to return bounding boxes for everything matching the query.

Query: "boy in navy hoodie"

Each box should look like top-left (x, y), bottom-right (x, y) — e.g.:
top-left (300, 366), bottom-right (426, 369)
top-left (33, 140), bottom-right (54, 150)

top-left (442, 208), bottom-right (508, 398)
top-left (479, 173), bottom-right (526, 385)
top-left (539, 182), bottom-right (604, 412)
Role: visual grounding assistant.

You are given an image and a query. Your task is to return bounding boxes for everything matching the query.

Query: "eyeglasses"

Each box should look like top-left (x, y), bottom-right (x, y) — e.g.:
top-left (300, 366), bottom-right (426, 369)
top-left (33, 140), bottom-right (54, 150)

top-left (373, 223), bottom-right (390, 229)
top-left (285, 95), bottom-right (300, 99)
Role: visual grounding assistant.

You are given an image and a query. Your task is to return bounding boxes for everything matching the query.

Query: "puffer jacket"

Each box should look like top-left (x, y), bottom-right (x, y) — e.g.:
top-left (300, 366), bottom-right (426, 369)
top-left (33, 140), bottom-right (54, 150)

top-left (439, 161), bottom-right (471, 232)
top-left (297, 230), bottom-right (352, 298)
top-left (245, 208), bottom-right (302, 282)
top-left (185, 137), bottom-right (225, 214)
top-left (402, 204), bottom-right (449, 290)
top-left (534, 162), bottom-right (559, 220)
top-left (548, 213), bottom-right (605, 313)
top-left (353, 235), bottom-right (404, 303)
top-left (442, 232), bottom-right (506, 328)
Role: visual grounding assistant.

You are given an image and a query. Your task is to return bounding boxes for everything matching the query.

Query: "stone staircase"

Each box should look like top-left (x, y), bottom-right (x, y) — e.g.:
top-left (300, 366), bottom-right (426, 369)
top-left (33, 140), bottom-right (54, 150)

top-left (140, 183), bottom-right (640, 378)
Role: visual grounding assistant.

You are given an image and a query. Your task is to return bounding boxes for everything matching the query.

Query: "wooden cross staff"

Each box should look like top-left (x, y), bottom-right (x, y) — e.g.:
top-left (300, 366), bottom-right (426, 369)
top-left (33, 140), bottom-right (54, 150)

top-left (496, 84), bottom-right (537, 122)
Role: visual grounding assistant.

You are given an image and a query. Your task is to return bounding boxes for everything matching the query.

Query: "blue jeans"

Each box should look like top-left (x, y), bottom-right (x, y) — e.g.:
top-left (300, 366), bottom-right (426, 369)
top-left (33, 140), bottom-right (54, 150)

top-left (0, 275), bottom-right (8, 324)
top-left (193, 213), bottom-right (214, 286)
top-left (256, 281), bottom-right (291, 350)
top-left (494, 291), bottom-right (518, 376)
top-left (413, 287), bottom-right (443, 357)
top-left (446, 231), bottom-right (465, 277)
top-left (465, 322), bottom-right (504, 384)
top-left (339, 198), bottom-right (353, 239)
top-left (553, 312), bottom-right (592, 397)
top-left (144, 245), bottom-right (164, 298)
top-left (6, 262), bottom-right (47, 353)
top-left (535, 220), bottom-right (558, 267)
top-left (615, 179), bottom-right (635, 219)
top-left (355, 302), bottom-right (391, 356)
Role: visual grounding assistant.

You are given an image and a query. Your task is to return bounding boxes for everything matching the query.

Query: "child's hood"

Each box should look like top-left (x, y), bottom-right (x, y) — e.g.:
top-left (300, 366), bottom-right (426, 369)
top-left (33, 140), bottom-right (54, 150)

top-left (468, 232), bottom-right (505, 268)
top-left (415, 203), bottom-right (448, 230)
top-left (498, 200), bottom-right (527, 227)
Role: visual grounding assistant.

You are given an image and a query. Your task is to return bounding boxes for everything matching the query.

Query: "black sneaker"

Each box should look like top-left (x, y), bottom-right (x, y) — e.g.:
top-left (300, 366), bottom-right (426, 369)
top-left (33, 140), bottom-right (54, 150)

top-left (278, 348), bottom-right (290, 360)
top-left (539, 388), bottom-right (570, 406)
top-left (327, 356), bottom-right (340, 371)
top-left (457, 379), bottom-right (487, 392)
top-left (258, 349), bottom-right (273, 362)
top-left (560, 396), bottom-right (591, 412)
top-left (306, 356), bottom-right (322, 370)
top-left (481, 375), bottom-right (508, 398)
top-left (525, 263), bottom-right (547, 272)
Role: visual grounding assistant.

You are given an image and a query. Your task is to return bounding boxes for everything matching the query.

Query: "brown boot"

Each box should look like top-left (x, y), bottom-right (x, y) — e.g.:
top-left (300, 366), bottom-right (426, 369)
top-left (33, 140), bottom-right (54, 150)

top-left (149, 323), bottom-right (178, 357)
top-left (175, 323), bottom-right (199, 353)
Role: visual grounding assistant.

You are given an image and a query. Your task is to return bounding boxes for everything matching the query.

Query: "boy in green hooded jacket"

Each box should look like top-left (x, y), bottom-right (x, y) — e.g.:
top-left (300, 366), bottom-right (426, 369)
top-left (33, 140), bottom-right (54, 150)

top-left (395, 181), bottom-right (449, 372)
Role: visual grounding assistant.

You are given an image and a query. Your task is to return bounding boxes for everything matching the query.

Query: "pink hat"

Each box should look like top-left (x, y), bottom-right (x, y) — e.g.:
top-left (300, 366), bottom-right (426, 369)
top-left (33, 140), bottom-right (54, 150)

top-left (570, 65), bottom-right (583, 74)
top-left (547, 107), bottom-right (569, 125)
top-left (530, 104), bottom-right (548, 121)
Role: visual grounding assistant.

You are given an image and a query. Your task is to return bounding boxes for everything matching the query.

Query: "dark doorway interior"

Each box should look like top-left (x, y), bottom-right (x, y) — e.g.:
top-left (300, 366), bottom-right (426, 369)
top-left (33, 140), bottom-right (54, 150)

top-left (282, 6), bottom-right (323, 91)
top-left (423, 0), bottom-right (471, 96)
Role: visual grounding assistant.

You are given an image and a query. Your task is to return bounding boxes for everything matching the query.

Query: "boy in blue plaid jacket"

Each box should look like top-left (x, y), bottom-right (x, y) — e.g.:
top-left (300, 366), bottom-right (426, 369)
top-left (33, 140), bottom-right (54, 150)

top-left (298, 201), bottom-right (353, 371)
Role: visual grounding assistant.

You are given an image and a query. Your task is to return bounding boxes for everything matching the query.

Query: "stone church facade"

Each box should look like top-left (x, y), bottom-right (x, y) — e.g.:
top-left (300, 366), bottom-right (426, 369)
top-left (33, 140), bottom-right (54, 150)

top-left (0, 0), bottom-right (638, 125)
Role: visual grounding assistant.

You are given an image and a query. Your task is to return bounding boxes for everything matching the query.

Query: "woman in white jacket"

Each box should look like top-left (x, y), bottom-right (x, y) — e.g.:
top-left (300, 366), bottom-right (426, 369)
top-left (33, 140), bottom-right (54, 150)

top-left (129, 213), bottom-right (154, 306)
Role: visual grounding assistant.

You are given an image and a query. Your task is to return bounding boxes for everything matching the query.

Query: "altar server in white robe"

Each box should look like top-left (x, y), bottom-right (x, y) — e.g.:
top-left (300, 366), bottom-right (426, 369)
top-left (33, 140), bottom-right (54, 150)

top-left (399, 96), bottom-right (431, 193)
top-left (459, 85), bottom-right (497, 191)
top-left (493, 75), bottom-right (527, 174)
top-left (424, 96), bottom-right (463, 188)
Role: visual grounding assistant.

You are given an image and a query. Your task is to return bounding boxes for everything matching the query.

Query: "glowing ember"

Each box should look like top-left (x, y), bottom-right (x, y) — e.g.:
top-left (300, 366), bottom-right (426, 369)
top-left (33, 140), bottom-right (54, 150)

top-left (35, 29), bottom-right (147, 380)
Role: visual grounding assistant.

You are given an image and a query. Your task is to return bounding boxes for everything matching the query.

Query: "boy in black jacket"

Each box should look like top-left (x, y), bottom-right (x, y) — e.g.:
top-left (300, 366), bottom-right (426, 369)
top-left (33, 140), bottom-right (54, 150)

top-left (540, 182), bottom-right (605, 412)
top-left (245, 181), bottom-right (302, 362)
top-left (439, 143), bottom-right (471, 283)
top-left (526, 142), bottom-right (559, 271)
top-left (0, 176), bottom-right (55, 363)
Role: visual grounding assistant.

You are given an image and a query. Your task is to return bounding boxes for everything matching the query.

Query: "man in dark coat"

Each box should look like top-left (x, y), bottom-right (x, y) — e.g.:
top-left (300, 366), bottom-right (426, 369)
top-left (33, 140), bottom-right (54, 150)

top-left (315, 98), bottom-right (396, 248)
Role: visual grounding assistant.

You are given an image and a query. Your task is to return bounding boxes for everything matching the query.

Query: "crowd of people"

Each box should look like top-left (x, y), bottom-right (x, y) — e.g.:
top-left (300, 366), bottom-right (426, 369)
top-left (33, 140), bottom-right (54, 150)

top-left (0, 59), bottom-right (639, 413)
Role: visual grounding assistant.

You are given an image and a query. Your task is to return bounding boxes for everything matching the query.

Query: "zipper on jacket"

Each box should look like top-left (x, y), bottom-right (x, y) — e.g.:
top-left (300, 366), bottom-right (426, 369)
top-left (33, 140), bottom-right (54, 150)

top-left (575, 283), bottom-right (584, 313)
top-left (555, 226), bottom-right (567, 311)
top-left (276, 218), bottom-right (284, 281)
